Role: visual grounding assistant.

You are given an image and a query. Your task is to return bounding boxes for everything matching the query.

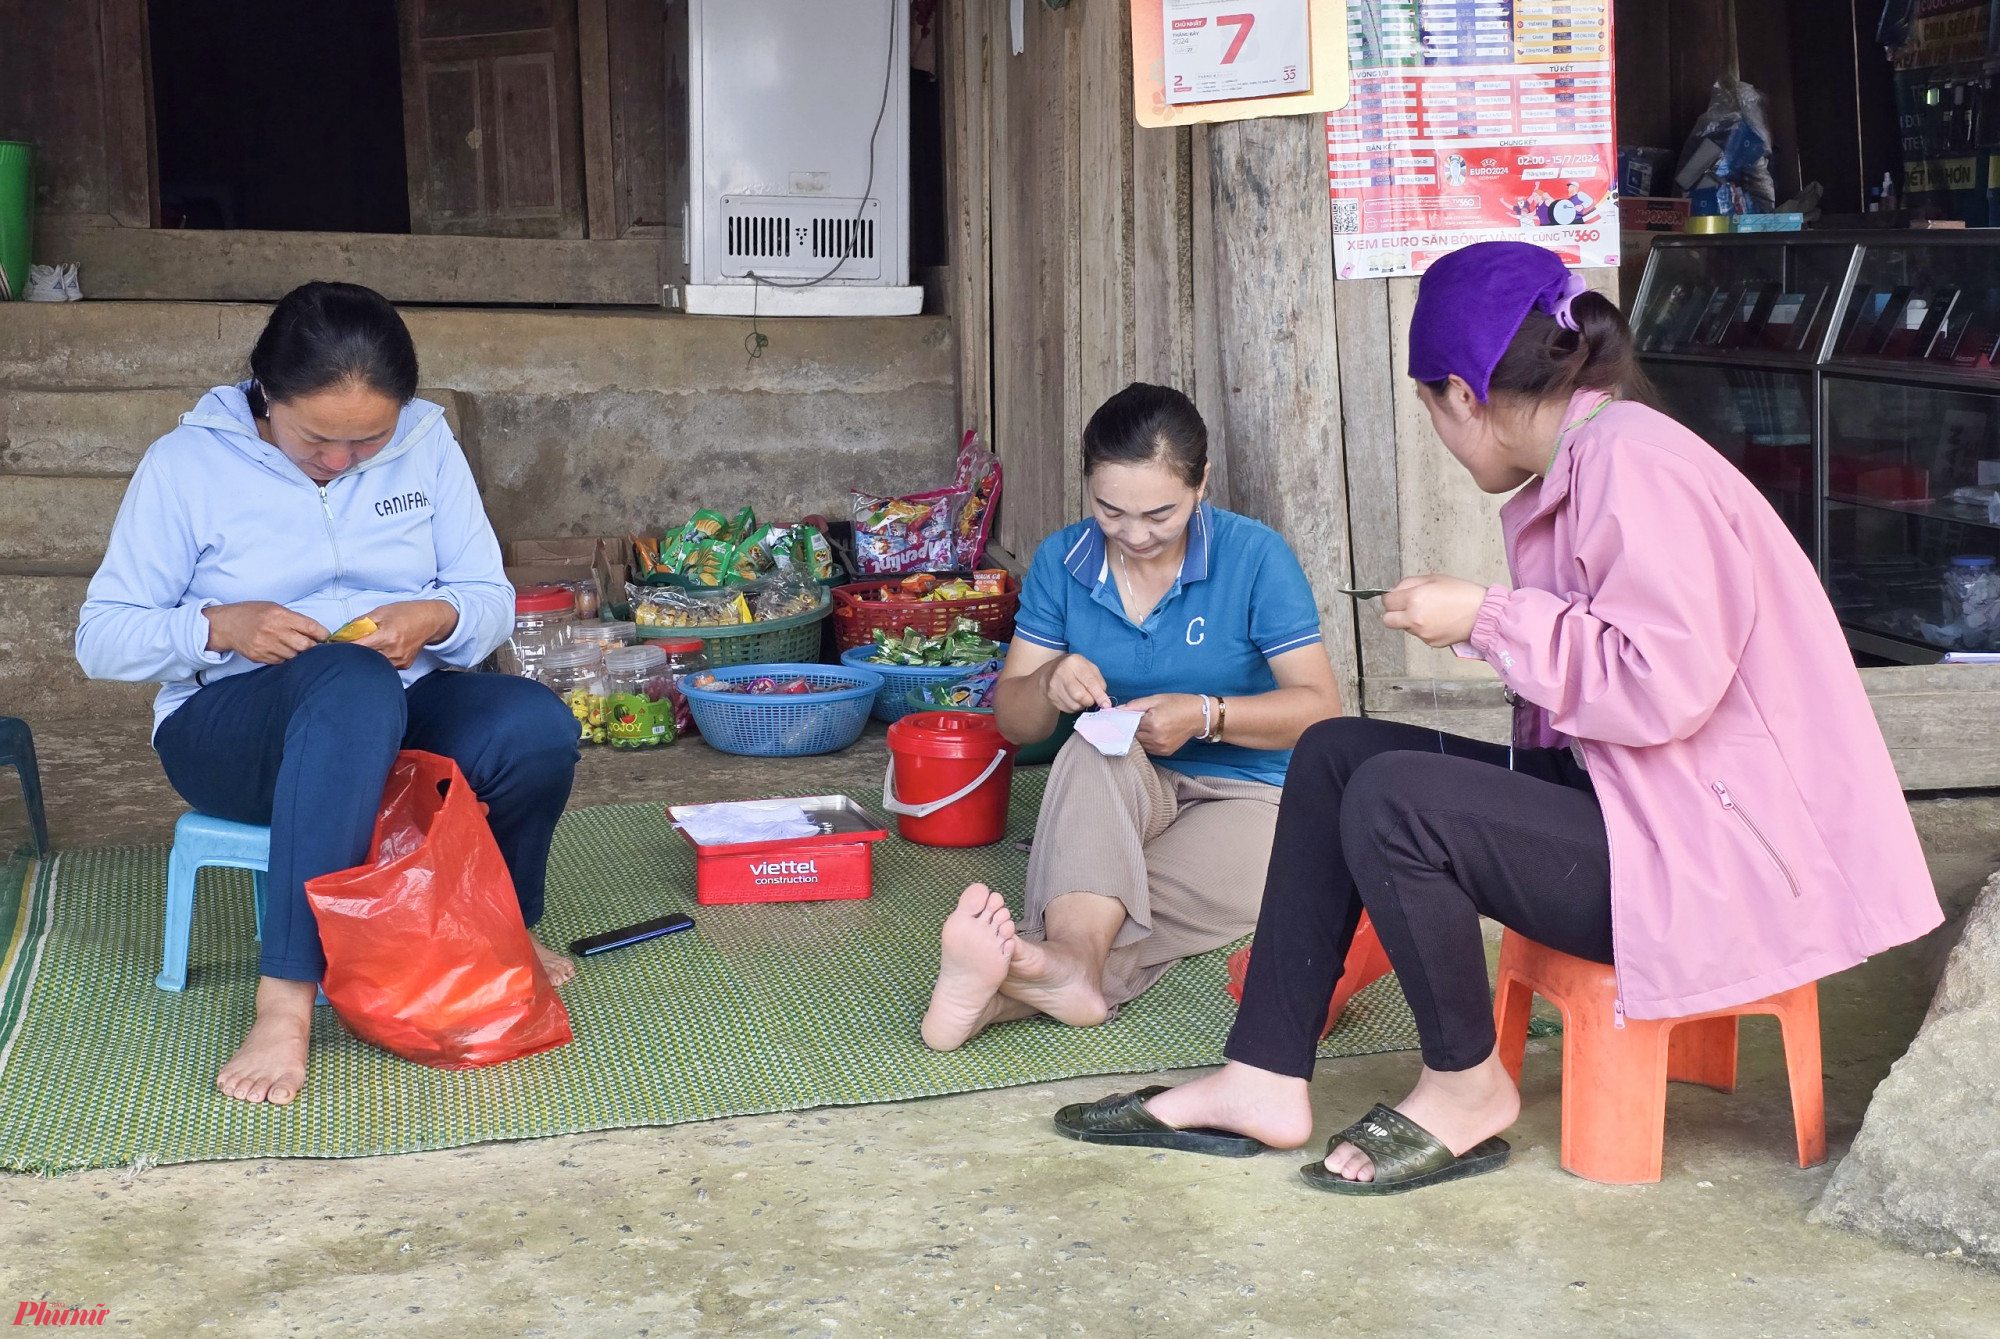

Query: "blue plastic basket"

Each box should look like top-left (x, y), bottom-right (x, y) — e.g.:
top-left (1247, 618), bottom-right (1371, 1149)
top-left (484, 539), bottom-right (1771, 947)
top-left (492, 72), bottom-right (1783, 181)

top-left (840, 643), bottom-right (1010, 723)
top-left (681, 663), bottom-right (884, 757)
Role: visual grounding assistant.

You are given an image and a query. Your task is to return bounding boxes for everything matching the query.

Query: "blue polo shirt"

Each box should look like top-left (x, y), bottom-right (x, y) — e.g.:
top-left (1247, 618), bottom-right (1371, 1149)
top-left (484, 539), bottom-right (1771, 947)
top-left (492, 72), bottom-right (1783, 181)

top-left (1012, 503), bottom-right (1324, 787)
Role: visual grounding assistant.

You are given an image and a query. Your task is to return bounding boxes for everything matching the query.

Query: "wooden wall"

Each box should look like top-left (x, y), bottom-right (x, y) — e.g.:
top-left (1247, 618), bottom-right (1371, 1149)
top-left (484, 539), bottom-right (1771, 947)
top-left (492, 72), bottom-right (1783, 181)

top-left (940, 1), bottom-right (1626, 717)
top-left (940, 0), bottom-right (1365, 707)
top-left (942, 0), bottom-right (1197, 567)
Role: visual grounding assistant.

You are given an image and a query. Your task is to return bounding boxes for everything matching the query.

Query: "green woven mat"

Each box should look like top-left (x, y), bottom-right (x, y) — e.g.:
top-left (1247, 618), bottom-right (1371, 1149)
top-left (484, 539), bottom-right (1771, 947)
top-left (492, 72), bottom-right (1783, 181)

top-left (0, 772), bottom-right (1416, 1173)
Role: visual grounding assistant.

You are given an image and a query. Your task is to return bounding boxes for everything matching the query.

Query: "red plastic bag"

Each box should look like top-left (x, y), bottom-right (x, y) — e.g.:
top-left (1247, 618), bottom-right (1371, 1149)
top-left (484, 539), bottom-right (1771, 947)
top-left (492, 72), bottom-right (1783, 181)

top-left (305, 750), bottom-right (573, 1069)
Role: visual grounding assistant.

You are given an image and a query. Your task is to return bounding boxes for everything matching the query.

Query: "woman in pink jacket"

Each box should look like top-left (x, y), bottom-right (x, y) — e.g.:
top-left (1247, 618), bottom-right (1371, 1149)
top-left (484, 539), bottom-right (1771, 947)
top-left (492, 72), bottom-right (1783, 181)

top-left (1053, 241), bottom-right (1942, 1193)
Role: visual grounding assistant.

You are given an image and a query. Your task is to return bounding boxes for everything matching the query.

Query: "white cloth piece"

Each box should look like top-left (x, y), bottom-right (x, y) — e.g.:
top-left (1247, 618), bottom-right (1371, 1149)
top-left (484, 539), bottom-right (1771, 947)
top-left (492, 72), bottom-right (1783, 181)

top-left (671, 800), bottom-right (820, 846)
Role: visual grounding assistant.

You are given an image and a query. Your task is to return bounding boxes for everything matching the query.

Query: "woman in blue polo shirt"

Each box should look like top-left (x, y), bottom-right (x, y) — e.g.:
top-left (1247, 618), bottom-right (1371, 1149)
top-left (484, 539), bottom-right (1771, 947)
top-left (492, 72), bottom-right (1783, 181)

top-left (921, 382), bottom-right (1344, 1050)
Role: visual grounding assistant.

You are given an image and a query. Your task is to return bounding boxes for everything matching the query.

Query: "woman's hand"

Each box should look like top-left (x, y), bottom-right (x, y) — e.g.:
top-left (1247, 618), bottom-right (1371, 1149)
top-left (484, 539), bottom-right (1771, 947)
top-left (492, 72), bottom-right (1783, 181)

top-left (1121, 694), bottom-right (1208, 756)
top-left (353, 600), bottom-right (459, 670)
top-left (1381, 576), bottom-right (1493, 649)
top-left (1043, 653), bottom-right (1114, 713)
top-left (203, 602), bottom-right (329, 665)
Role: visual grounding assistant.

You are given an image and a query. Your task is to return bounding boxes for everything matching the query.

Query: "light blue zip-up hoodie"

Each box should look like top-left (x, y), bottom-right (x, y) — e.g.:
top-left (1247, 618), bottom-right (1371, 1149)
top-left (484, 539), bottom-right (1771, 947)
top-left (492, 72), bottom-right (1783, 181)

top-left (76, 384), bottom-right (515, 736)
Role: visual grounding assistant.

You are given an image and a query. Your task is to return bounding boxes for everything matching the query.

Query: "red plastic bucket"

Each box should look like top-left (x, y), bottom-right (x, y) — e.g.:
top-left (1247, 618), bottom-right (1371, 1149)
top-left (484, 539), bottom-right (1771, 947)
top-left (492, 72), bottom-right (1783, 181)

top-left (882, 711), bottom-right (1017, 847)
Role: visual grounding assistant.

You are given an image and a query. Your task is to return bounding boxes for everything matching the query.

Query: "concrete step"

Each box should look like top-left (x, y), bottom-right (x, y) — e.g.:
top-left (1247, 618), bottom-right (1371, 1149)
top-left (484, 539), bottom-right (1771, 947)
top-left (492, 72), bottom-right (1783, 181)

top-left (1, 387), bottom-right (208, 476)
top-left (0, 385), bottom-right (468, 481)
top-left (0, 569), bottom-right (157, 728)
top-left (0, 302), bottom-right (271, 390)
top-left (0, 474), bottom-right (125, 566)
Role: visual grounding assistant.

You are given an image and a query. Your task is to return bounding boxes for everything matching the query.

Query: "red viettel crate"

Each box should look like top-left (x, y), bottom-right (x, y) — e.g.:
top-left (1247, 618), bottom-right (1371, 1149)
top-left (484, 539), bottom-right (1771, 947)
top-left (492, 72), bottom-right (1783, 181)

top-left (672, 796), bottom-right (888, 905)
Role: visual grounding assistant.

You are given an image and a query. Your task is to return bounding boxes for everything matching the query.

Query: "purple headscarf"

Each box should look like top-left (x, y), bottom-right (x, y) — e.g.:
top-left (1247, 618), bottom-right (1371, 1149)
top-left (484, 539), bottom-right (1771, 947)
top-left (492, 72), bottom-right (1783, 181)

top-left (1406, 241), bottom-right (1588, 401)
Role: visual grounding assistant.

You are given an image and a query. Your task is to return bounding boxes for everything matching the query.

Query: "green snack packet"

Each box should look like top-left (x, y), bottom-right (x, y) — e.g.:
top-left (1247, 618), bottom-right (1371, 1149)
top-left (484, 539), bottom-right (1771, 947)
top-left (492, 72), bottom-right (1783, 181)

top-left (765, 525), bottom-right (797, 571)
top-left (725, 526), bottom-right (776, 582)
top-left (797, 526), bottom-right (836, 581)
top-left (725, 506), bottom-right (757, 544)
top-left (686, 537), bottom-right (731, 587)
top-left (684, 509), bottom-right (730, 544)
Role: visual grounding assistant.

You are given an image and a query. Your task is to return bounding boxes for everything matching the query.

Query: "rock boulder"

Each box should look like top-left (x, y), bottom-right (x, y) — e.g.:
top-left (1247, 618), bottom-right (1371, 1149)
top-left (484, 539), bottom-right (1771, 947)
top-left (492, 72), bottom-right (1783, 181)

top-left (1812, 871), bottom-right (2000, 1265)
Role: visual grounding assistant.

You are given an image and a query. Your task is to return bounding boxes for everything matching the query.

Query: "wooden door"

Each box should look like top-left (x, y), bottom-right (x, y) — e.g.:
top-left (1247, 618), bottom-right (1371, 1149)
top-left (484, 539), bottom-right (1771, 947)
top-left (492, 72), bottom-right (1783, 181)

top-left (0, 0), bottom-right (156, 225)
top-left (399, 0), bottom-right (587, 239)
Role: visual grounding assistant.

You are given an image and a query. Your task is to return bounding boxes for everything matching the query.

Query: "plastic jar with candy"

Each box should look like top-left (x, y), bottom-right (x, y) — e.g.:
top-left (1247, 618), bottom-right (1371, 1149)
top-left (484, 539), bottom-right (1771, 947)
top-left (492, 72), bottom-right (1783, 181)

top-left (603, 644), bottom-right (676, 749)
top-left (539, 641), bottom-right (608, 745)
top-left (1944, 554), bottom-right (2000, 649)
top-left (653, 638), bottom-right (709, 736)
top-left (505, 584), bottom-right (578, 679)
top-left (570, 619), bottom-right (638, 653)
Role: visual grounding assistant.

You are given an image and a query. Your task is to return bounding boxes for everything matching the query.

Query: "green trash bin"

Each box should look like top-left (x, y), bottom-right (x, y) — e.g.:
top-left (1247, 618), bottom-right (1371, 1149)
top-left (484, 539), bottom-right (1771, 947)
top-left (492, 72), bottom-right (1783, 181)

top-left (0, 142), bottom-right (32, 302)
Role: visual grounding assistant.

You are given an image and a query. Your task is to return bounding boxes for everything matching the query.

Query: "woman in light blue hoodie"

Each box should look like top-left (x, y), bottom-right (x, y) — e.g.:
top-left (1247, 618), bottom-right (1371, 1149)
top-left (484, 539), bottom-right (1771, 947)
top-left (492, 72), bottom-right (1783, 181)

top-left (77, 282), bottom-right (580, 1106)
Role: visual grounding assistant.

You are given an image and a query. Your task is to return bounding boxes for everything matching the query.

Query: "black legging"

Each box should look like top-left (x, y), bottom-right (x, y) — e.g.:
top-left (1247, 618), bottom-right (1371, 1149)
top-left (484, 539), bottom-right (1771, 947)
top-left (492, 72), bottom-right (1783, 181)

top-left (1225, 717), bottom-right (1614, 1076)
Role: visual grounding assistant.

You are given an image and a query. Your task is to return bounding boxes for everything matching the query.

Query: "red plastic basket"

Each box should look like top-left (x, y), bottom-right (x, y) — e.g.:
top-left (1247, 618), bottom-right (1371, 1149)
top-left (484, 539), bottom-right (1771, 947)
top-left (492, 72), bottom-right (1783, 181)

top-left (831, 576), bottom-right (1020, 652)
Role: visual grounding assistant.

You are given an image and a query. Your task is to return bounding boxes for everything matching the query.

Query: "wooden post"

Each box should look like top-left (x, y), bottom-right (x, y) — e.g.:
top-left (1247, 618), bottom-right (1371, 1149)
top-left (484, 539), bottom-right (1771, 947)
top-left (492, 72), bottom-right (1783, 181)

top-left (940, 0), bottom-right (994, 458)
top-left (576, 0), bottom-right (619, 239)
top-left (1203, 114), bottom-right (1361, 712)
top-left (1334, 278), bottom-right (1404, 690)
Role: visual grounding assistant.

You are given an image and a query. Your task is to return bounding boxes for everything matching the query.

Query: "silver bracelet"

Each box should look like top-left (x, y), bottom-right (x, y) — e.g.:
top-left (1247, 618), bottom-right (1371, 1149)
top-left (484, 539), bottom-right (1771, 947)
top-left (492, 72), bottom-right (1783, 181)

top-left (1199, 694), bottom-right (1213, 740)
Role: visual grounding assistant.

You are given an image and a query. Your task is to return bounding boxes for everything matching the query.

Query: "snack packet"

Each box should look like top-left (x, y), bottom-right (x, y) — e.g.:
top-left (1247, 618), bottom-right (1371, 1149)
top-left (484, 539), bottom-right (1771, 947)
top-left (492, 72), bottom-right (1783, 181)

top-left (629, 583), bottom-right (753, 629)
top-left (683, 509), bottom-right (730, 544)
top-left (798, 527), bottom-right (836, 581)
top-left (749, 571), bottom-right (823, 621)
top-left (725, 526), bottom-right (777, 582)
top-left (684, 537), bottom-right (732, 587)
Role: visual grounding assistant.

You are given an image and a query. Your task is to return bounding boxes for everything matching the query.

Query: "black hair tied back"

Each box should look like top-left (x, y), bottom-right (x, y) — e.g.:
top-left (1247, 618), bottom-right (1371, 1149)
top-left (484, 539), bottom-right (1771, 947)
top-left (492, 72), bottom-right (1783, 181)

top-left (247, 281), bottom-right (420, 416)
top-left (1081, 382), bottom-right (1209, 488)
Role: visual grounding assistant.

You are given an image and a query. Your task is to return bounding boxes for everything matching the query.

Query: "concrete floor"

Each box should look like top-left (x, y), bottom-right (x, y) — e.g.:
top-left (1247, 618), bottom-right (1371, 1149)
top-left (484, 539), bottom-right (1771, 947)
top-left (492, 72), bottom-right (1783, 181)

top-left (3, 719), bottom-right (1999, 1337)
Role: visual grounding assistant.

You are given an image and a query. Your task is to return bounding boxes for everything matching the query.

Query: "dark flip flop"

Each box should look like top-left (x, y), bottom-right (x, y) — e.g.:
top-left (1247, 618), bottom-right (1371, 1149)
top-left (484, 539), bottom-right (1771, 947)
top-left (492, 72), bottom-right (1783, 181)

top-left (1053, 1085), bottom-right (1267, 1158)
top-left (1299, 1103), bottom-right (1511, 1195)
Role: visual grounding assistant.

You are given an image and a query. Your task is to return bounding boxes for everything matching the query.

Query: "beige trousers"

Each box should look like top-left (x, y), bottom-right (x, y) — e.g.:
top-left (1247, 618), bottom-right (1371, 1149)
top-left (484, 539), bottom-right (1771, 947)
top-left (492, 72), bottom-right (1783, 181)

top-left (1021, 734), bottom-right (1281, 1007)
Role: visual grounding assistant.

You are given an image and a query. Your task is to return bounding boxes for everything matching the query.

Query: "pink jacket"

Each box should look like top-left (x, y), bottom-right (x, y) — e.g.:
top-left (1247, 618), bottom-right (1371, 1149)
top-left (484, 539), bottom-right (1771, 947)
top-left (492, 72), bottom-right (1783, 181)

top-left (1468, 391), bottom-right (1941, 1019)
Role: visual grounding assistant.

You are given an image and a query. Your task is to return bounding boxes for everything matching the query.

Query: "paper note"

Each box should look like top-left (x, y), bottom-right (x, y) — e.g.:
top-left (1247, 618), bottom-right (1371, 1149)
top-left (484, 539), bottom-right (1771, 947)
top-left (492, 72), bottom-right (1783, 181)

top-left (1075, 707), bottom-right (1145, 757)
top-left (671, 800), bottom-right (819, 847)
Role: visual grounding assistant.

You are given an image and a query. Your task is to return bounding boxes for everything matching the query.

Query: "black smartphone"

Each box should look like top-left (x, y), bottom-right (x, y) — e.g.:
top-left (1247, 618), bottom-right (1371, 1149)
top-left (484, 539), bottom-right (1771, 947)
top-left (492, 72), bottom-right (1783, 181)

top-left (570, 913), bottom-right (696, 957)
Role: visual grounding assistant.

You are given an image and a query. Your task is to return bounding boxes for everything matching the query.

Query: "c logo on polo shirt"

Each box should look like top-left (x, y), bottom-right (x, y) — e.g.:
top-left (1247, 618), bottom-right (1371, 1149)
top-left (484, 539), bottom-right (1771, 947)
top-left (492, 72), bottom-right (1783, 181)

top-left (1186, 617), bottom-right (1206, 646)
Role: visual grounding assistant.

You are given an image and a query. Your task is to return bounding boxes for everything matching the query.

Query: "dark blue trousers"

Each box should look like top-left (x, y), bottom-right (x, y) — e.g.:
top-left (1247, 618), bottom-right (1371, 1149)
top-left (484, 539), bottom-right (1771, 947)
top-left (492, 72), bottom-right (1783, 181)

top-left (154, 644), bottom-right (580, 981)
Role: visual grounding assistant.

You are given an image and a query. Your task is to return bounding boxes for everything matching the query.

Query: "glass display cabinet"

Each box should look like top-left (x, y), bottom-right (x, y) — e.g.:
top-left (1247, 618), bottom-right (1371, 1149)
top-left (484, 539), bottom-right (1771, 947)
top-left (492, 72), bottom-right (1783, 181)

top-left (1633, 233), bottom-right (2000, 664)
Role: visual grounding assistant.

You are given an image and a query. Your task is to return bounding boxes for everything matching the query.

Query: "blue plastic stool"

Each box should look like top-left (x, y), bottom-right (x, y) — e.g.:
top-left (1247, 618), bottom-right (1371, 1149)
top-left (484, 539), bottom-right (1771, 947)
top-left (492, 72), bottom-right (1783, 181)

top-left (0, 717), bottom-right (50, 857)
top-left (158, 812), bottom-right (273, 993)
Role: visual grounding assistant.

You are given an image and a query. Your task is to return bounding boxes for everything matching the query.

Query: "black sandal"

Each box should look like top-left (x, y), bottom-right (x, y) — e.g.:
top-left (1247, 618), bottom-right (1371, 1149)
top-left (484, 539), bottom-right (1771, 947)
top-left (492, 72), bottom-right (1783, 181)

top-left (1053, 1086), bottom-right (1267, 1157)
top-left (1299, 1103), bottom-right (1510, 1195)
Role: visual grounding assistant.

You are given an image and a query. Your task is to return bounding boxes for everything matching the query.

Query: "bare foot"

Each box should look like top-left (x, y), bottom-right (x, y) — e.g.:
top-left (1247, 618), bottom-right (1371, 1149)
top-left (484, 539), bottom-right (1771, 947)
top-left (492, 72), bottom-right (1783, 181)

top-left (996, 933), bottom-right (1109, 1028)
top-left (217, 976), bottom-right (316, 1105)
top-left (1143, 1060), bottom-right (1315, 1149)
top-left (921, 884), bottom-right (1020, 1050)
top-left (534, 938), bottom-right (577, 988)
top-left (1322, 1051), bottom-right (1521, 1182)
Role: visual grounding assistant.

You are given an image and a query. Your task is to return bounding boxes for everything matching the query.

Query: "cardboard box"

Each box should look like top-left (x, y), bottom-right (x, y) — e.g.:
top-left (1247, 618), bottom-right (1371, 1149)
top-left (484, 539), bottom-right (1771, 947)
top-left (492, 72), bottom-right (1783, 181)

top-left (674, 797), bottom-right (888, 905)
top-left (1624, 197), bottom-right (1692, 232)
top-left (505, 537), bottom-right (631, 619)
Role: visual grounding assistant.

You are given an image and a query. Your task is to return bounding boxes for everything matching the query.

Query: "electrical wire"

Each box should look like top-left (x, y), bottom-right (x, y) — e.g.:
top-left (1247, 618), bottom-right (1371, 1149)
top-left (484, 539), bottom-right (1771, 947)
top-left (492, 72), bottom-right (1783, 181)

top-left (745, 0), bottom-right (898, 290)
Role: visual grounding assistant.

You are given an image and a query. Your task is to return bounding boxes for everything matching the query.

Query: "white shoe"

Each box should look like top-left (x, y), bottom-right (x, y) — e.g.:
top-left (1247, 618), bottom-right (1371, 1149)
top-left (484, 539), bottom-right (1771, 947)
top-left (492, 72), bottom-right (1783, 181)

top-left (24, 264), bottom-right (66, 302)
top-left (60, 263), bottom-right (81, 301)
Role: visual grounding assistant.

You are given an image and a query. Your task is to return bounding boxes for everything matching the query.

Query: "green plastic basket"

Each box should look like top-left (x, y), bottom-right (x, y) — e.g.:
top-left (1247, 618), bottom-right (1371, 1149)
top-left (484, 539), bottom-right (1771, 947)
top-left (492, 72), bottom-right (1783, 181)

top-left (636, 595), bottom-right (833, 667)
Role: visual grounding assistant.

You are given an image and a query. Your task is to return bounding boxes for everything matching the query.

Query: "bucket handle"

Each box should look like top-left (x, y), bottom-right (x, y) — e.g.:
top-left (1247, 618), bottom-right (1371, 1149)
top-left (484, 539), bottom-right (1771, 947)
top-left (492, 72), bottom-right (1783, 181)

top-left (882, 750), bottom-right (1010, 820)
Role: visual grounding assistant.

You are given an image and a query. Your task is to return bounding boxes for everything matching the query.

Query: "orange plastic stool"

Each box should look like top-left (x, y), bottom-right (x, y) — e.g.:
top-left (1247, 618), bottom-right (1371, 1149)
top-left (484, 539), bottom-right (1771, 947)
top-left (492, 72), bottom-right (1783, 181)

top-left (1226, 913), bottom-right (1393, 1040)
top-left (1492, 929), bottom-right (1827, 1184)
